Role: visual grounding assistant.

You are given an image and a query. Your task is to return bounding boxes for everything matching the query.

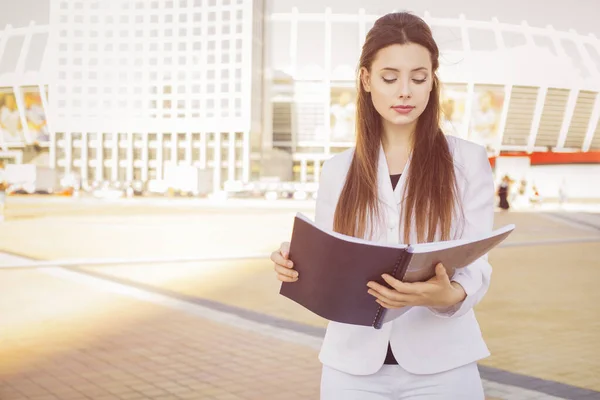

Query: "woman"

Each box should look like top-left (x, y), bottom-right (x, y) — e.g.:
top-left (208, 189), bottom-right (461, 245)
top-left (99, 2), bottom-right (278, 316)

top-left (271, 12), bottom-right (494, 399)
top-left (498, 175), bottom-right (510, 210)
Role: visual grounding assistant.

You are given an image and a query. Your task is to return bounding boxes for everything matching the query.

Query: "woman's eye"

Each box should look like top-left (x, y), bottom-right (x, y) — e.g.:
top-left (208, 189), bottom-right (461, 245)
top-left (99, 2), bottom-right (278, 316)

top-left (382, 77), bottom-right (397, 83)
top-left (412, 78), bottom-right (427, 84)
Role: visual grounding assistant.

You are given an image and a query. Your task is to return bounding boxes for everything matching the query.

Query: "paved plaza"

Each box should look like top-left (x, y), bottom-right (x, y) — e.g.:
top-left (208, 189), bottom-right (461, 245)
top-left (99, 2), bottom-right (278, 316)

top-left (0, 196), bottom-right (599, 399)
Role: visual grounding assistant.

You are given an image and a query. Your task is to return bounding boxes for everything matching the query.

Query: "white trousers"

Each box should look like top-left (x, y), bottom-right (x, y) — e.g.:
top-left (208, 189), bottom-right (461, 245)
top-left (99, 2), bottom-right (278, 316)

top-left (321, 363), bottom-right (485, 400)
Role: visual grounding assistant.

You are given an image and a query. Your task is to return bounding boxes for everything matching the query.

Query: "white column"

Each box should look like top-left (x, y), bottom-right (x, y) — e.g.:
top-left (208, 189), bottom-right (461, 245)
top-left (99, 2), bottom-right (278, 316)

top-left (38, 84), bottom-right (54, 147)
top-left (142, 132), bottom-right (149, 181)
top-left (186, 131), bottom-right (193, 165)
top-left (126, 132), bottom-right (134, 182)
top-left (213, 132), bottom-right (222, 193)
top-left (12, 86), bottom-right (30, 143)
top-left (462, 83), bottom-right (475, 139)
top-left (547, 23), bottom-right (573, 147)
top-left (156, 132), bottom-right (164, 180)
top-left (496, 85), bottom-right (513, 155)
top-left (241, 0), bottom-right (252, 130)
top-left (313, 158), bottom-right (321, 182)
top-left (96, 132), bottom-right (103, 181)
top-left (243, 130), bottom-right (250, 182)
top-left (228, 131), bottom-right (235, 182)
top-left (262, 76), bottom-right (273, 150)
top-left (111, 132), bottom-right (118, 182)
top-left (262, 15), bottom-right (273, 152)
top-left (43, 83), bottom-right (56, 168)
top-left (0, 24), bottom-right (15, 148)
top-left (556, 89), bottom-right (580, 149)
top-left (49, 131), bottom-right (57, 168)
top-left (170, 132), bottom-right (178, 166)
top-left (14, 22), bottom-right (35, 143)
top-left (582, 93), bottom-right (600, 152)
top-left (300, 158), bottom-right (307, 182)
top-left (200, 131), bottom-right (207, 169)
top-left (212, 2), bottom-right (224, 193)
top-left (65, 131), bottom-right (73, 175)
top-left (527, 87), bottom-right (548, 152)
top-left (81, 132), bottom-right (89, 183)
top-left (491, 17), bottom-right (510, 155)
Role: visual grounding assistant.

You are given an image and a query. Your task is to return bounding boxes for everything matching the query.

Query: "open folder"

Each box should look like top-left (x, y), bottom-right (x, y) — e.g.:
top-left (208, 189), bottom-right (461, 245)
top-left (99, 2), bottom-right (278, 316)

top-left (279, 213), bottom-right (514, 329)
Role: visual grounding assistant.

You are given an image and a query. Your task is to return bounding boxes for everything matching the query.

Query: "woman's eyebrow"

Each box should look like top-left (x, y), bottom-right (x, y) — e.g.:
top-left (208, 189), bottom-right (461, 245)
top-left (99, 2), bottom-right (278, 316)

top-left (380, 67), bottom-right (428, 72)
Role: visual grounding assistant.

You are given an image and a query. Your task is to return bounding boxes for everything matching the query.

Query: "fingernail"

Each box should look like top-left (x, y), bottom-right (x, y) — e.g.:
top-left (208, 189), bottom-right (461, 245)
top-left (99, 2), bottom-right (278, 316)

top-left (287, 261), bottom-right (293, 267)
top-left (283, 252), bottom-right (288, 258)
top-left (294, 272), bottom-right (299, 278)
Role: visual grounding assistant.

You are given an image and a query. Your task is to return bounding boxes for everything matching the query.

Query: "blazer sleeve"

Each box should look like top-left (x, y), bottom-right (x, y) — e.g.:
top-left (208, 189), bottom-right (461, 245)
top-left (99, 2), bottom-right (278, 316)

top-left (429, 145), bottom-right (495, 318)
top-left (314, 160), bottom-right (336, 231)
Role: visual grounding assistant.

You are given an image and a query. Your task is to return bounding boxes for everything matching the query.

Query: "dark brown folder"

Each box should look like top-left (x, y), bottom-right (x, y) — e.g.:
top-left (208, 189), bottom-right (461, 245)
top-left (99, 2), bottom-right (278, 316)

top-left (279, 213), bottom-right (514, 329)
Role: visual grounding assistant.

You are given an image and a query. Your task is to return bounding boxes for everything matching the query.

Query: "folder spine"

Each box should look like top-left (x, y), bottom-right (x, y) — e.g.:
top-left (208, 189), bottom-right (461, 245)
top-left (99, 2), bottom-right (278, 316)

top-left (372, 250), bottom-right (411, 329)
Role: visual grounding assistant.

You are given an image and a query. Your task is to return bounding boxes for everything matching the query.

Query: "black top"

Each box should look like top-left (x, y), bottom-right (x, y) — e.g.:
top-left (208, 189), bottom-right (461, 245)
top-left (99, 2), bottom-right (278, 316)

top-left (390, 173), bottom-right (402, 190)
top-left (385, 173), bottom-right (401, 365)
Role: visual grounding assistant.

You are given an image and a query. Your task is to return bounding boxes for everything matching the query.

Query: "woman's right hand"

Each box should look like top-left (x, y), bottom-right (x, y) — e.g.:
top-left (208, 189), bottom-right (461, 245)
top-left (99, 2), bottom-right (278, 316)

top-left (271, 242), bottom-right (298, 282)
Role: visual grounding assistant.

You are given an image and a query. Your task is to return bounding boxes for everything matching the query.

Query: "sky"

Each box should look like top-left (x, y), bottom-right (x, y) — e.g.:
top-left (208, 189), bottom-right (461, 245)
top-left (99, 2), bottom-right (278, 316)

top-left (0, 0), bottom-right (598, 74)
top-left (0, 0), bottom-right (599, 37)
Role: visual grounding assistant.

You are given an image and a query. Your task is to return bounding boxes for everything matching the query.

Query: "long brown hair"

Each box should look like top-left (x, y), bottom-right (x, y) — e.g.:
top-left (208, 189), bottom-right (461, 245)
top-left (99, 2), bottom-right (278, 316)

top-left (333, 12), bottom-right (460, 243)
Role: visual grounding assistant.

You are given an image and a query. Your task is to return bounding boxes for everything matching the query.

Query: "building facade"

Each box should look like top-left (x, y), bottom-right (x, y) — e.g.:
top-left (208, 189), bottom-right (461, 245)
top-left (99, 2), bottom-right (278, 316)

top-left (0, 0), bottom-right (599, 192)
top-left (264, 5), bottom-right (600, 182)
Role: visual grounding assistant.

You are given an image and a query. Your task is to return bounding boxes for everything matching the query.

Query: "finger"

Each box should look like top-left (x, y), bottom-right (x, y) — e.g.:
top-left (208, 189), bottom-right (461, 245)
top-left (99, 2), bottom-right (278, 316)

top-left (381, 274), bottom-right (400, 287)
top-left (274, 264), bottom-right (298, 278)
top-left (367, 288), bottom-right (408, 306)
top-left (277, 273), bottom-right (298, 283)
top-left (271, 251), bottom-right (294, 269)
top-left (435, 263), bottom-right (449, 281)
top-left (280, 242), bottom-right (291, 258)
top-left (375, 298), bottom-right (404, 309)
top-left (380, 275), bottom-right (419, 295)
top-left (367, 281), bottom-right (405, 300)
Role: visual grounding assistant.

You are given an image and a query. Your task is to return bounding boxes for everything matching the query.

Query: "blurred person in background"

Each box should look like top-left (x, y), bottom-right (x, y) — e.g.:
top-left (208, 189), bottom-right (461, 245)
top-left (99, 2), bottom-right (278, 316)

top-left (558, 178), bottom-right (568, 207)
top-left (497, 175), bottom-right (511, 211)
top-left (271, 12), bottom-right (494, 399)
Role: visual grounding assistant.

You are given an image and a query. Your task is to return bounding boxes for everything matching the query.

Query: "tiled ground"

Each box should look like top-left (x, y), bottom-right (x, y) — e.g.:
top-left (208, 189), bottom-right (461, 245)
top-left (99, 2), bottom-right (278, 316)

top-left (0, 268), bottom-right (323, 400)
top-left (1, 196), bottom-right (600, 399)
top-left (0, 256), bottom-right (573, 400)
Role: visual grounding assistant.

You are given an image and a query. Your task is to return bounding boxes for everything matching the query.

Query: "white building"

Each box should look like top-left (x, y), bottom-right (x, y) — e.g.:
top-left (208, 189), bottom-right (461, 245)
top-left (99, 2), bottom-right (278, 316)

top-left (0, 0), bottom-right (599, 193)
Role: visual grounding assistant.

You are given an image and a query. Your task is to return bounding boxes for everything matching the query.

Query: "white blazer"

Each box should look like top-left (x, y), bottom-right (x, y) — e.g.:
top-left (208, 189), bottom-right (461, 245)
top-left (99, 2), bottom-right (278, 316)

top-left (315, 135), bottom-right (495, 376)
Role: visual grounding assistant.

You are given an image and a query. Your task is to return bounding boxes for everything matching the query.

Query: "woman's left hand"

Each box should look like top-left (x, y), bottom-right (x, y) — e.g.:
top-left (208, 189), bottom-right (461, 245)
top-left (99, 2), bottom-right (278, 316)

top-left (367, 263), bottom-right (466, 309)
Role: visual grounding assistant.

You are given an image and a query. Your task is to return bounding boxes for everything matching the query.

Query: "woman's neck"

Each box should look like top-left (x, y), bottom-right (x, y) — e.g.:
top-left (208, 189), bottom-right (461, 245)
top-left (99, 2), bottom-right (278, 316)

top-left (381, 119), bottom-right (415, 153)
top-left (381, 119), bottom-right (414, 174)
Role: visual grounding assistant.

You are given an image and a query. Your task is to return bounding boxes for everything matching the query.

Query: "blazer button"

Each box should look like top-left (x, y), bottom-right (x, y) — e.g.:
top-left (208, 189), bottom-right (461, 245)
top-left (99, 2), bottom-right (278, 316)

top-left (387, 217), bottom-right (396, 229)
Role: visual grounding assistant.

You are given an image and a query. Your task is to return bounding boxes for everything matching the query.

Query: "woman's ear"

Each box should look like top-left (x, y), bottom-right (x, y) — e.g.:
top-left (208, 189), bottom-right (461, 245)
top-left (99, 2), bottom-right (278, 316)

top-left (360, 67), bottom-right (371, 92)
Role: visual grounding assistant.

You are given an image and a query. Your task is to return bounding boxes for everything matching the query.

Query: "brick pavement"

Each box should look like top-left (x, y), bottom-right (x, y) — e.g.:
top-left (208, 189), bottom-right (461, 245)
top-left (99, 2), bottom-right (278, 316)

top-left (0, 268), bottom-right (323, 400)
top-left (1, 198), bottom-right (600, 399)
top-left (0, 257), bottom-right (577, 400)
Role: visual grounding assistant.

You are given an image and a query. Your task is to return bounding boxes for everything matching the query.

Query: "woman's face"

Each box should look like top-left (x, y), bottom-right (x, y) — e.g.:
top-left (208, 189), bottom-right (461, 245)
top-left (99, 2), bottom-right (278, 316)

top-left (361, 43), bottom-right (433, 129)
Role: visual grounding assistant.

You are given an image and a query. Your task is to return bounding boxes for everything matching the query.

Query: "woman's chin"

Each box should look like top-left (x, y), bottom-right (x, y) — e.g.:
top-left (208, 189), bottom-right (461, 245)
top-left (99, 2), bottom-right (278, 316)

top-left (384, 114), bottom-right (418, 127)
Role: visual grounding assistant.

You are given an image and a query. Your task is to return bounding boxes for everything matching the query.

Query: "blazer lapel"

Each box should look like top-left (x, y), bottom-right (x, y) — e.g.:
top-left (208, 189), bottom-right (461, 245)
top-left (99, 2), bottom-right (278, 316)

top-left (377, 142), bottom-right (411, 211)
